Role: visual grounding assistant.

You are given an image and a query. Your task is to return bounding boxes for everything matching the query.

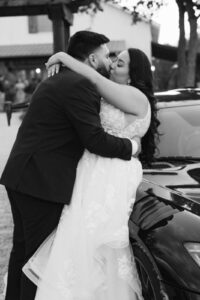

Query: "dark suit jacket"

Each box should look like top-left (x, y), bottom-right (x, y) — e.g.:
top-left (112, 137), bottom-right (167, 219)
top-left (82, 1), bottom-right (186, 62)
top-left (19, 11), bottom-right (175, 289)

top-left (0, 69), bottom-right (132, 204)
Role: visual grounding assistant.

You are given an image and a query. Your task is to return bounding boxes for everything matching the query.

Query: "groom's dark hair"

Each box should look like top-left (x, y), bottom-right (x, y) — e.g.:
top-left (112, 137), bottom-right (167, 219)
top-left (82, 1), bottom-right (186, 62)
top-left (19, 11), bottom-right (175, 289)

top-left (67, 31), bottom-right (110, 61)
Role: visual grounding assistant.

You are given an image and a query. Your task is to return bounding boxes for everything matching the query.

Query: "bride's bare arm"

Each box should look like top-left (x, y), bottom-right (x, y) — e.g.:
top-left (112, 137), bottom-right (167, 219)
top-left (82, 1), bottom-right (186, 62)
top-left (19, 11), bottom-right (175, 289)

top-left (46, 52), bottom-right (148, 116)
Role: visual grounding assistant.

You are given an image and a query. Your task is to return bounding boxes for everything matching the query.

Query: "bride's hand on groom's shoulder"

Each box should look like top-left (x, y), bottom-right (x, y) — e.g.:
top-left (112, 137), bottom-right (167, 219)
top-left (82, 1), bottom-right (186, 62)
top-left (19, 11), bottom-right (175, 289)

top-left (46, 52), bottom-right (66, 77)
top-left (46, 52), bottom-right (64, 68)
top-left (46, 63), bottom-right (60, 77)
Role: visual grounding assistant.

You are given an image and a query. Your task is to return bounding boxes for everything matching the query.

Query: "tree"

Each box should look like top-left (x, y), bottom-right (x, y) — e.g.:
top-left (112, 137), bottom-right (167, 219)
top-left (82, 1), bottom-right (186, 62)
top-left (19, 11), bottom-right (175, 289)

top-left (78, 0), bottom-right (165, 20)
top-left (119, 0), bottom-right (165, 23)
top-left (175, 0), bottom-right (200, 87)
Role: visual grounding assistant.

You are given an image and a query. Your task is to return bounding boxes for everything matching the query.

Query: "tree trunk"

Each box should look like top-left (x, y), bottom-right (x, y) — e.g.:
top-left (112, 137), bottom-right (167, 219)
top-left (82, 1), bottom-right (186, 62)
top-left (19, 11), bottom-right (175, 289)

top-left (185, 8), bottom-right (198, 87)
top-left (176, 0), bottom-right (187, 87)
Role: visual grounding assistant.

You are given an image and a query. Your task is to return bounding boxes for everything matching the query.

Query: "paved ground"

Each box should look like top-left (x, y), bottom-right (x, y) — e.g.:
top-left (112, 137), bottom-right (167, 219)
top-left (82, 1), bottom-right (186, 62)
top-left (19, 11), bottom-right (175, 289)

top-left (0, 112), bottom-right (21, 300)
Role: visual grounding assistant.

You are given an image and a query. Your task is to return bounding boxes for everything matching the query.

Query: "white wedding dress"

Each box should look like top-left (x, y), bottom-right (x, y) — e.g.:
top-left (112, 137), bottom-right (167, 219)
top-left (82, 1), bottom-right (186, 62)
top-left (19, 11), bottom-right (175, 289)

top-left (23, 99), bottom-right (151, 300)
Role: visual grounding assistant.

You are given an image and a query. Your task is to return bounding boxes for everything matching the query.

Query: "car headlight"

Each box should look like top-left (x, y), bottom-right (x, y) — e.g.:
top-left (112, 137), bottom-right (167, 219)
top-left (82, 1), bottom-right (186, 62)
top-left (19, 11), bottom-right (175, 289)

top-left (184, 243), bottom-right (200, 267)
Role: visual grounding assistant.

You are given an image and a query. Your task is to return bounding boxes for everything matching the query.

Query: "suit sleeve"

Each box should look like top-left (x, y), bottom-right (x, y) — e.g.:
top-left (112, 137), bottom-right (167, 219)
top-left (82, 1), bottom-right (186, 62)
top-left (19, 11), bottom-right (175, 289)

top-left (63, 77), bottom-right (132, 160)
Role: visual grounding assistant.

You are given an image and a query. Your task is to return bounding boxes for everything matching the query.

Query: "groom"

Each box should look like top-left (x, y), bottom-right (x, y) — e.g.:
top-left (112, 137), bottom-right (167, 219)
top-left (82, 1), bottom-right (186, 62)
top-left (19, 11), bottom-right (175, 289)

top-left (0, 31), bottom-right (140, 300)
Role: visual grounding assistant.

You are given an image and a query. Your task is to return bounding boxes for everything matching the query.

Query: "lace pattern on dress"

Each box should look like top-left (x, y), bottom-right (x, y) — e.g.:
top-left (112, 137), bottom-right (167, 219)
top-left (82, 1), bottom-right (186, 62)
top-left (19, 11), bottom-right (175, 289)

top-left (123, 104), bottom-right (151, 138)
top-left (117, 252), bottom-right (143, 299)
top-left (100, 100), bottom-right (126, 137)
top-left (100, 99), bottom-right (151, 139)
top-left (55, 259), bottom-right (76, 299)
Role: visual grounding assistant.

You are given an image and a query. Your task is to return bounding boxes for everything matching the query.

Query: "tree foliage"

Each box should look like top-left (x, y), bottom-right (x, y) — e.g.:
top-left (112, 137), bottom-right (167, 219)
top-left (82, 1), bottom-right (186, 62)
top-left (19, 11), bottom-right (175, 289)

top-left (175, 0), bottom-right (200, 87)
top-left (119, 0), bottom-right (165, 23)
top-left (78, 0), bottom-right (165, 22)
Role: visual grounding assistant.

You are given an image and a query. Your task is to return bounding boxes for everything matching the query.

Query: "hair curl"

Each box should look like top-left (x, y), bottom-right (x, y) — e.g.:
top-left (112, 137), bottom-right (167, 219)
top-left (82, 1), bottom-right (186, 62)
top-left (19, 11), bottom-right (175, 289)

top-left (128, 48), bottom-right (160, 166)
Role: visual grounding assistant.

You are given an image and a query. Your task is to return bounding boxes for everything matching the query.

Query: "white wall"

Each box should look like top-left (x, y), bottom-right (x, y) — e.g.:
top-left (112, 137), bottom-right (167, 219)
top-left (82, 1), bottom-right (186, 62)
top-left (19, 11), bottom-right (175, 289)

top-left (0, 16), bottom-right (53, 45)
top-left (71, 3), bottom-right (152, 58)
top-left (0, 3), bottom-right (151, 58)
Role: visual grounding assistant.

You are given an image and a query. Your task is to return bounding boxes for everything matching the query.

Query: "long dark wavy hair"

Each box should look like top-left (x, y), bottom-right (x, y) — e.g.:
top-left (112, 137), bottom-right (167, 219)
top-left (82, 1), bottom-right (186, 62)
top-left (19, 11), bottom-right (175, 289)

top-left (128, 48), bottom-right (160, 165)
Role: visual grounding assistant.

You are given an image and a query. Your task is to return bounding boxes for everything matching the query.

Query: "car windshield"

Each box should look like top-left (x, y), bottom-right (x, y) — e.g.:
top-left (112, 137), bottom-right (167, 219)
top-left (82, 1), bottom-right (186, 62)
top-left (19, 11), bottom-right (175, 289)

top-left (155, 100), bottom-right (200, 159)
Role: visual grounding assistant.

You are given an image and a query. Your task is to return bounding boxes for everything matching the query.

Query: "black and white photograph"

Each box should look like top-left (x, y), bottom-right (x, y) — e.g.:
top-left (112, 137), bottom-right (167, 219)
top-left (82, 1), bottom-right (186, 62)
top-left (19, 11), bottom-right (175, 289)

top-left (0, 1), bottom-right (200, 299)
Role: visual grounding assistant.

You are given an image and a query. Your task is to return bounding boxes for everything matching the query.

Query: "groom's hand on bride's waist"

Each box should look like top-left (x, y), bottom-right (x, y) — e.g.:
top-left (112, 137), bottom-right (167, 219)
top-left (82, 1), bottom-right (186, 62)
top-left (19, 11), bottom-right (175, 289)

top-left (130, 136), bottom-right (141, 158)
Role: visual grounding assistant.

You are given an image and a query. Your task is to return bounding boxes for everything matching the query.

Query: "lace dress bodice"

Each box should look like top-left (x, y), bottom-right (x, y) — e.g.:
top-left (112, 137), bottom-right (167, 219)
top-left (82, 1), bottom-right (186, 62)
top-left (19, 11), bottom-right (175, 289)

top-left (100, 99), bottom-right (151, 138)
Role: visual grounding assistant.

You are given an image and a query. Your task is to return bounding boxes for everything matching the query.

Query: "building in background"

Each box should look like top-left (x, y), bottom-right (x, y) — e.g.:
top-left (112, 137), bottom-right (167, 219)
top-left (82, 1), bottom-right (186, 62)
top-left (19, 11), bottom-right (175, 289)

top-left (0, 2), bottom-right (151, 72)
top-left (0, 2), bottom-right (152, 106)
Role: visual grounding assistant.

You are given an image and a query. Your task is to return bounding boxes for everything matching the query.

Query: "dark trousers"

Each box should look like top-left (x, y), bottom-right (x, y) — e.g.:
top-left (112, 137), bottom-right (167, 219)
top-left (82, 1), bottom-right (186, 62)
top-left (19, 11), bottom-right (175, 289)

top-left (5, 188), bottom-right (64, 300)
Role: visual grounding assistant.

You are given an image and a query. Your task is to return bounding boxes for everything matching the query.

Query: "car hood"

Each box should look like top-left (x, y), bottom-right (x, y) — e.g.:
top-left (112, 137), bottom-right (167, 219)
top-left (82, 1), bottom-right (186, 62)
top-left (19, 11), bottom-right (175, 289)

top-left (142, 162), bottom-right (200, 215)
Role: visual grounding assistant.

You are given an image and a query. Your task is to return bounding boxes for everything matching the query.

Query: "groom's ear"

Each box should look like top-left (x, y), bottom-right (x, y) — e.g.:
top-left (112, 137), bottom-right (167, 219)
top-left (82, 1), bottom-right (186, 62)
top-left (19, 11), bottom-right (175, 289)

top-left (88, 53), bottom-right (98, 69)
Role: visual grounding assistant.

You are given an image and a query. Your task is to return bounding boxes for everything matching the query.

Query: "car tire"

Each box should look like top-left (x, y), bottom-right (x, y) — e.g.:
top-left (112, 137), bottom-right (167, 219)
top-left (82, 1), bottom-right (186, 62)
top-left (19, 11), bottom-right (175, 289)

top-left (131, 241), bottom-right (168, 300)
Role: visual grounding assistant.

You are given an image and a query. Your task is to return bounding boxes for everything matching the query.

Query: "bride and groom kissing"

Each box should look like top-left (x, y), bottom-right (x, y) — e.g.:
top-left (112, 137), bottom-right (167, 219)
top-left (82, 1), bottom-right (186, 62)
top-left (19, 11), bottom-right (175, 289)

top-left (0, 30), bottom-right (158, 300)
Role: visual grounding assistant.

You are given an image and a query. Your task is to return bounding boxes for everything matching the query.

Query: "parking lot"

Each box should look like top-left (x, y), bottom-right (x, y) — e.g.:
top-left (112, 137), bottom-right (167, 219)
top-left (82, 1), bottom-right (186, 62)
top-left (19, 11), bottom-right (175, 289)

top-left (0, 112), bottom-right (21, 299)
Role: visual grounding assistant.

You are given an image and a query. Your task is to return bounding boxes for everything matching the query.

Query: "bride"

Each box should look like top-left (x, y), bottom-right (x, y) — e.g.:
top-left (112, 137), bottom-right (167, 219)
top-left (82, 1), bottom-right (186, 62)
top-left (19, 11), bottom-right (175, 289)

top-left (23, 47), bottom-right (158, 300)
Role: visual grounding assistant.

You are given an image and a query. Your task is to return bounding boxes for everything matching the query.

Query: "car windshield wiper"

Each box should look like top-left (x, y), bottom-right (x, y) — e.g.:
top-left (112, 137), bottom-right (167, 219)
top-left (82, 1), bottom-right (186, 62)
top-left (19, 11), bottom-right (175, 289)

top-left (156, 156), bottom-right (200, 162)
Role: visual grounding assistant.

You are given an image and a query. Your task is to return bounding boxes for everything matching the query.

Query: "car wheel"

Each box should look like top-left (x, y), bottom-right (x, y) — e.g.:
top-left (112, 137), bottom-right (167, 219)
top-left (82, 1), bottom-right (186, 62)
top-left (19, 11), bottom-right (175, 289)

top-left (131, 242), bottom-right (167, 300)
